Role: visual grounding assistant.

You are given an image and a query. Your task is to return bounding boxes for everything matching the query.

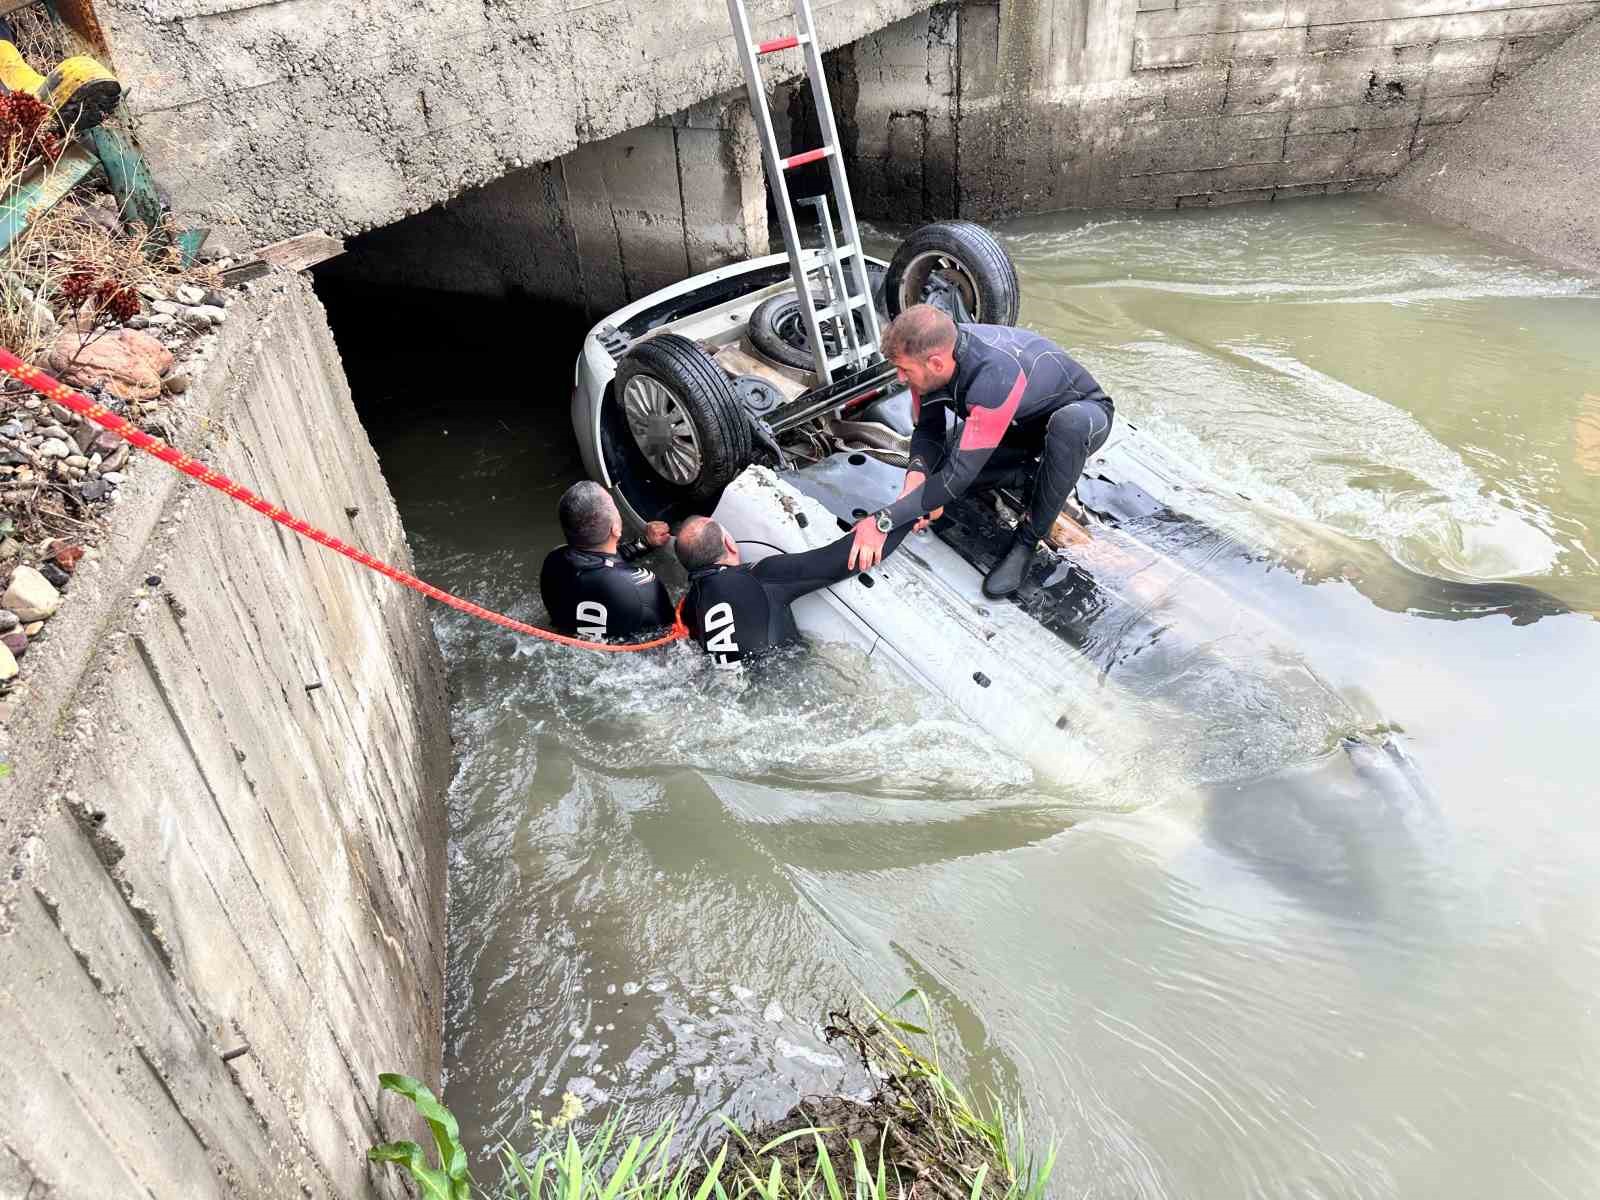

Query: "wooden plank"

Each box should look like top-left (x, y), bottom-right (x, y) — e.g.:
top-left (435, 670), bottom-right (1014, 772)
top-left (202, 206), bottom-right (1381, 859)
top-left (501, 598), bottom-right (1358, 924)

top-left (82, 125), bottom-right (165, 235)
top-left (0, 140), bottom-right (98, 251)
top-left (250, 230), bottom-right (346, 272)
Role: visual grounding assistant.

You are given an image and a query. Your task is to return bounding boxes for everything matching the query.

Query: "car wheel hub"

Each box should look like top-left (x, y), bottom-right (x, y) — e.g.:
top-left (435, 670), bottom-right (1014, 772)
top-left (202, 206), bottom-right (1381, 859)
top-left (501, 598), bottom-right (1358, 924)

top-left (899, 250), bottom-right (981, 319)
top-left (622, 373), bottom-right (702, 485)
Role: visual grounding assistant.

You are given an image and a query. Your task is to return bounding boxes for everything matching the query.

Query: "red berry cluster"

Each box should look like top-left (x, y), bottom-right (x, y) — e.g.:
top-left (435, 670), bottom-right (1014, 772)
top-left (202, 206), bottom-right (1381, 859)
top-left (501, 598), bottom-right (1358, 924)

top-left (61, 263), bottom-right (141, 324)
top-left (0, 92), bottom-right (63, 166)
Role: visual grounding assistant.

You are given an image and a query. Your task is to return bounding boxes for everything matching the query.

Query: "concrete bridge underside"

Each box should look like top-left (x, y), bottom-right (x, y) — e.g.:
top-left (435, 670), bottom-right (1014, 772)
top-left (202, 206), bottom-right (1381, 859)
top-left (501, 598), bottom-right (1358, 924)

top-left (79, 1), bottom-right (1599, 310)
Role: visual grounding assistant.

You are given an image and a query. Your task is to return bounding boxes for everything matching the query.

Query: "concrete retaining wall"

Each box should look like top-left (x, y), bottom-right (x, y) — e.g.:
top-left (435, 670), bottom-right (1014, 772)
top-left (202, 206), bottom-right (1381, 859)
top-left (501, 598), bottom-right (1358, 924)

top-left (92, 0), bottom-right (940, 248)
top-left (1383, 13), bottom-right (1600, 273)
top-left (319, 95), bottom-right (769, 318)
top-left (0, 276), bottom-right (451, 1198)
top-left (788, 0), bottom-right (1600, 218)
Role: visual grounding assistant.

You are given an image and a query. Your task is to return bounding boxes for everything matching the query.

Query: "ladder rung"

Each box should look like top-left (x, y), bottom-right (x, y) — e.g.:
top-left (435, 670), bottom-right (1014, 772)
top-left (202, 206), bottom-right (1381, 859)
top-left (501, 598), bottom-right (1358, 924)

top-left (783, 146), bottom-right (832, 170)
top-left (828, 344), bottom-right (879, 370)
top-left (813, 293), bottom-right (869, 321)
top-left (756, 34), bottom-right (805, 54)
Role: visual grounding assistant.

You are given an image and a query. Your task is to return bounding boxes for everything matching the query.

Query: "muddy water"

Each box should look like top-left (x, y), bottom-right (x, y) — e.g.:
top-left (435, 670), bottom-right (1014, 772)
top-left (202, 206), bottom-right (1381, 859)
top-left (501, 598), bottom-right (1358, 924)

top-left (332, 196), bottom-right (1600, 1198)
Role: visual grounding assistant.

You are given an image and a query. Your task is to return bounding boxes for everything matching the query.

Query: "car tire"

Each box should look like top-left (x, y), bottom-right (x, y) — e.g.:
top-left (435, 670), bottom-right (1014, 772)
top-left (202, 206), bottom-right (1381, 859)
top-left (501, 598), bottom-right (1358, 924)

top-left (748, 291), bottom-right (871, 372)
top-left (884, 221), bottom-right (1020, 326)
top-left (614, 334), bottom-right (752, 503)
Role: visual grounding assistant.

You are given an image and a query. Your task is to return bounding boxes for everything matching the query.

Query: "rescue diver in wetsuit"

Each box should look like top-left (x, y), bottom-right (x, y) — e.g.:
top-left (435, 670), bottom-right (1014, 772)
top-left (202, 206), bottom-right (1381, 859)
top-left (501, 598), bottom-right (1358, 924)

top-left (675, 515), bottom-right (912, 668)
top-left (845, 305), bottom-right (1114, 599)
top-left (539, 480), bottom-right (673, 639)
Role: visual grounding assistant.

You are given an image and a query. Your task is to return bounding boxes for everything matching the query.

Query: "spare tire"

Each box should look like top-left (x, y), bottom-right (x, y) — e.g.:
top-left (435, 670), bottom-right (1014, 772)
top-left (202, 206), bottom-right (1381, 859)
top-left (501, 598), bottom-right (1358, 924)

top-left (614, 334), bottom-right (752, 503)
top-left (884, 221), bottom-right (1020, 326)
top-left (748, 291), bottom-right (871, 372)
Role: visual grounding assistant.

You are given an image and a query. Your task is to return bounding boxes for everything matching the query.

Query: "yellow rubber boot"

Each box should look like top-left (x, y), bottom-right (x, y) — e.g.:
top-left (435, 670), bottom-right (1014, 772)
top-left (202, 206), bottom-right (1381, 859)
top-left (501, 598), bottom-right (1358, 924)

top-left (0, 38), bottom-right (121, 134)
top-left (37, 55), bottom-right (122, 132)
top-left (0, 40), bottom-right (46, 96)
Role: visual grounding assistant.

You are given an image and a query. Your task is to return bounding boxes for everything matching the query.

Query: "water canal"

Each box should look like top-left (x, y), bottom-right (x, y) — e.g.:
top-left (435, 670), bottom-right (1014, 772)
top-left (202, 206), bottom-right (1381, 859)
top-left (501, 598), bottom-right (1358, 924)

top-left (326, 194), bottom-right (1600, 1199)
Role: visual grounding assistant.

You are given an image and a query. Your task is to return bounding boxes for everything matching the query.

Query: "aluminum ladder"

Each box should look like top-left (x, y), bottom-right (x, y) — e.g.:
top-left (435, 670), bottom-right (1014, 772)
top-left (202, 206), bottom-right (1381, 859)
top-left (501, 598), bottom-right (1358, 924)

top-left (726, 0), bottom-right (882, 386)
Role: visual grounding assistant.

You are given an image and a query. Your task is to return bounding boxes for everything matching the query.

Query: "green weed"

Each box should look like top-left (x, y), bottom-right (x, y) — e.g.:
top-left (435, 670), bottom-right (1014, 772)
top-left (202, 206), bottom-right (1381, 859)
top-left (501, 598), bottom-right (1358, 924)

top-left (370, 992), bottom-right (1056, 1200)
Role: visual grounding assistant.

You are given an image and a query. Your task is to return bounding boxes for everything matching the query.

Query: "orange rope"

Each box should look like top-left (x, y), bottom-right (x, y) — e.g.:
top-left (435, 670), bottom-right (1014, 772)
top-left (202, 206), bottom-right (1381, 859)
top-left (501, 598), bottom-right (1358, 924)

top-left (0, 348), bottom-right (688, 653)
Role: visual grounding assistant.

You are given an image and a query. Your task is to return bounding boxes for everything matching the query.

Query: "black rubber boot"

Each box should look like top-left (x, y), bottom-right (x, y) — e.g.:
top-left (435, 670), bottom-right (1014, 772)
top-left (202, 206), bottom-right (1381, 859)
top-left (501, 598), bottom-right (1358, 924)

top-left (983, 531), bottom-right (1036, 599)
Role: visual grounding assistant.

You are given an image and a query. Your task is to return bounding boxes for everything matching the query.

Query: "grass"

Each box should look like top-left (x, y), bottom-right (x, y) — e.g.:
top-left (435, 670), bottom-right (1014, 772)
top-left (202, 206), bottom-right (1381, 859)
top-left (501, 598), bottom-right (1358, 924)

top-left (372, 992), bottom-right (1057, 1200)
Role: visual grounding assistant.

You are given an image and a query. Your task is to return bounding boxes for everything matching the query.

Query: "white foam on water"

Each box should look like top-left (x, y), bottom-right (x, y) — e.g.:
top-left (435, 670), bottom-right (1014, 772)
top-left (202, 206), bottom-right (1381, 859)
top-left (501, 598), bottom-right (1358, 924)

top-left (1101, 337), bottom-right (1562, 581)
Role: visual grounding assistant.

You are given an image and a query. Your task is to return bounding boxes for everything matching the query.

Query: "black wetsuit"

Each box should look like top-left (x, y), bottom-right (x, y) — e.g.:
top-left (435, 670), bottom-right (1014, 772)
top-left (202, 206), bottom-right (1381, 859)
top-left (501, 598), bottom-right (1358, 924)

top-left (684, 526), bottom-right (912, 668)
top-left (882, 324), bottom-right (1114, 541)
top-left (539, 541), bottom-right (672, 640)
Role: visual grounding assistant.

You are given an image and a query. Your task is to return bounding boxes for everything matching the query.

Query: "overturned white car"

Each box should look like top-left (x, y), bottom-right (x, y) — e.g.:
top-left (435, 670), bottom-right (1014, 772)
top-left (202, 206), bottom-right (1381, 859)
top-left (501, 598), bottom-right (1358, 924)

top-left (568, 222), bottom-right (1557, 795)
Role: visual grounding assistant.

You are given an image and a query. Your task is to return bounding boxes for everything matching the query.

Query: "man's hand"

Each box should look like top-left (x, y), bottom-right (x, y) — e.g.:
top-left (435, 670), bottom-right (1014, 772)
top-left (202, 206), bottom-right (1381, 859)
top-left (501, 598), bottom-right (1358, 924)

top-left (913, 506), bottom-right (944, 532)
top-left (848, 517), bottom-right (888, 571)
top-left (643, 520), bottom-right (671, 548)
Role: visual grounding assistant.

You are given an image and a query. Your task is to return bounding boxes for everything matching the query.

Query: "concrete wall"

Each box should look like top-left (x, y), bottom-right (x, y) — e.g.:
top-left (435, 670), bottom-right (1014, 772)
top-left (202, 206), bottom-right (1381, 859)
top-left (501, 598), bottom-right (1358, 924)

top-left (0, 276), bottom-right (452, 1198)
top-left (91, 0), bottom-right (939, 248)
top-left (1383, 13), bottom-right (1600, 273)
top-left (320, 95), bottom-right (768, 317)
top-left (786, 0), bottom-right (1600, 218)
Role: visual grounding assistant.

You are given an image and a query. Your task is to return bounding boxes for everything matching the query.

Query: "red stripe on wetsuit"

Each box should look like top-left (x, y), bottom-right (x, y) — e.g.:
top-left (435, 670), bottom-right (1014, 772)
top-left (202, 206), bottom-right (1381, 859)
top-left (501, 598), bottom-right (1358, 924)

top-left (955, 367), bottom-right (1026, 451)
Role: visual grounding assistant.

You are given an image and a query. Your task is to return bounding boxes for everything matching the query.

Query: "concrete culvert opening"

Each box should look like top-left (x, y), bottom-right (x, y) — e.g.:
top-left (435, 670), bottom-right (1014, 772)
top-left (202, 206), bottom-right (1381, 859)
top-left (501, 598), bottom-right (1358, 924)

top-left (313, 96), bottom-right (778, 531)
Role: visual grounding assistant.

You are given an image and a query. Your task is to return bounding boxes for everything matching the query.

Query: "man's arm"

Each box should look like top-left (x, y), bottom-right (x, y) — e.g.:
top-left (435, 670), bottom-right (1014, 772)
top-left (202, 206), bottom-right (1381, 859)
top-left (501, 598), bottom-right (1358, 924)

top-left (906, 393), bottom-right (950, 479)
top-left (881, 360), bottom-right (1026, 528)
top-left (617, 521), bottom-right (672, 563)
top-left (752, 525), bottom-right (914, 607)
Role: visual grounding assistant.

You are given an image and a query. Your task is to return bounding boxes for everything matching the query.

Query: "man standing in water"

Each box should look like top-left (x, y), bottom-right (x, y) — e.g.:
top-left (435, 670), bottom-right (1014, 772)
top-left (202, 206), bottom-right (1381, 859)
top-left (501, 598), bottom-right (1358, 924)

top-left (846, 305), bottom-right (1114, 598)
top-left (539, 481), bottom-right (673, 639)
top-left (674, 517), bottom-right (912, 668)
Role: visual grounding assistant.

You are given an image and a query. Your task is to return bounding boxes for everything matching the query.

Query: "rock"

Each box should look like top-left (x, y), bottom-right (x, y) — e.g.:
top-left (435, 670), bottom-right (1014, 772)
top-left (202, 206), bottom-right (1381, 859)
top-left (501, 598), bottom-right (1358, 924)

top-left (39, 563), bottom-right (69, 589)
top-left (152, 299), bottom-right (181, 315)
top-left (52, 545), bottom-right (84, 572)
top-left (89, 430), bottom-right (123, 457)
top-left (37, 438), bottom-right (69, 458)
top-left (0, 540), bottom-right (17, 561)
top-left (100, 443), bottom-right (129, 473)
top-left (3, 566), bottom-right (60, 621)
top-left (175, 284), bottom-right (206, 306)
top-left (2, 630), bottom-right (24, 658)
top-left (137, 283), bottom-right (165, 302)
top-left (0, 610), bottom-right (16, 632)
top-left (161, 374), bottom-right (190, 396)
top-left (46, 328), bottom-right (174, 402)
top-left (0, 640), bottom-right (16, 680)
top-left (64, 454), bottom-right (89, 470)
top-left (101, 472), bottom-right (124, 485)
top-left (0, 421), bottom-right (25, 438)
top-left (192, 304), bottom-right (227, 326)
top-left (0, 450), bottom-right (26, 467)
top-left (39, 425), bottom-right (68, 440)
top-left (179, 307), bottom-right (214, 331)
top-left (201, 288), bottom-right (228, 309)
top-left (147, 312), bottom-right (176, 329)
top-left (70, 203), bottom-right (120, 235)
top-left (22, 398), bottom-right (39, 409)
top-left (78, 479), bottom-right (111, 501)
top-left (22, 621), bottom-right (40, 636)
top-left (126, 314), bottom-right (150, 330)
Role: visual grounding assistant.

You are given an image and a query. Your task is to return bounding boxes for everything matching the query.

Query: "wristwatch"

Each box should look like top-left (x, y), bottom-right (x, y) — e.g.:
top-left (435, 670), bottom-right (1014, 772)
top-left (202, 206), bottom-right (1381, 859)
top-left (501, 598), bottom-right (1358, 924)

top-left (874, 510), bottom-right (894, 534)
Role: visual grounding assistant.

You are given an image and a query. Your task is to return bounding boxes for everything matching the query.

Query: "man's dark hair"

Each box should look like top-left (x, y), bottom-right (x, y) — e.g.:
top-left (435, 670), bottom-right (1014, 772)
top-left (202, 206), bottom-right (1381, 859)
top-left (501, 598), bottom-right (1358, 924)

top-left (674, 516), bottom-right (727, 571)
top-left (557, 480), bottom-right (616, 549)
